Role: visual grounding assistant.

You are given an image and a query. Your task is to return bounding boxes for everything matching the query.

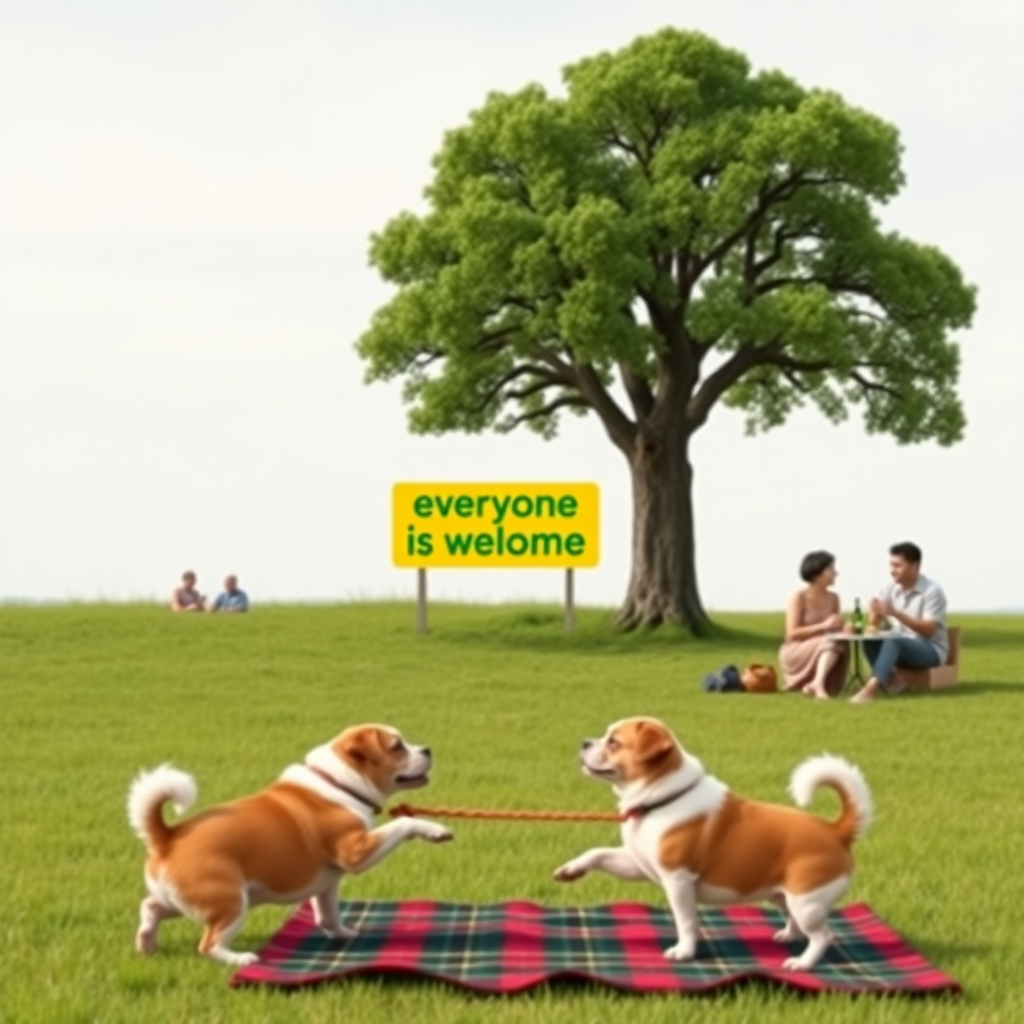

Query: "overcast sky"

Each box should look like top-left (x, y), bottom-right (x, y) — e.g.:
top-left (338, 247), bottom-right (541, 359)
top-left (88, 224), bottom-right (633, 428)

top-left (1, 0), bottom-right (1021, 612)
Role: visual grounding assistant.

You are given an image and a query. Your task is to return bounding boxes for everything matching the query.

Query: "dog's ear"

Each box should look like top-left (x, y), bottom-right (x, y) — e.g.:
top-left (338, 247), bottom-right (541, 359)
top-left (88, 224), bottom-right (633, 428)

top-left (634, 721), bottom-right (673, 763)
top-left (338, 727), bottom-right (384, 767)
top-left (339, 737), bottom-right (368, 765)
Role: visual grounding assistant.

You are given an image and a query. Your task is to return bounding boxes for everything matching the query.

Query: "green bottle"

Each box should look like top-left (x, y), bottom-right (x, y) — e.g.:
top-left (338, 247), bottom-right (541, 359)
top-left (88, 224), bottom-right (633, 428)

top-left (852, 598), bottom-right (865, 635)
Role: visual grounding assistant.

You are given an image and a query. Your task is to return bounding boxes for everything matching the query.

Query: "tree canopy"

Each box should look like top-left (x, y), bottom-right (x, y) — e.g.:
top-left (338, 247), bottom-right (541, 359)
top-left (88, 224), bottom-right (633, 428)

top-left (358, 28), bottom-right (975, 454)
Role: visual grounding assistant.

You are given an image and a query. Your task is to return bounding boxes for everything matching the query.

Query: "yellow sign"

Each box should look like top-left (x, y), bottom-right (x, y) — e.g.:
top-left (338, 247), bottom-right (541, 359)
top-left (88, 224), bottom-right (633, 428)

top-left (392, 483), bottom-right (600, 568)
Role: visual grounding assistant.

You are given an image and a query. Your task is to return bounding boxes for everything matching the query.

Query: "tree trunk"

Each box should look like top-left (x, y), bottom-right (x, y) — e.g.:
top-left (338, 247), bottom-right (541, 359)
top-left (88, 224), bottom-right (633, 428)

top-left (617, 426), bottom-right (711, 635)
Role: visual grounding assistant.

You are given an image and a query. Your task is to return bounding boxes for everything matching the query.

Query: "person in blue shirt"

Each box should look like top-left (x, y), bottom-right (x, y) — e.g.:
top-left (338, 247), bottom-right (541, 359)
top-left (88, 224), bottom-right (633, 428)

top-left (210, 574), bottom-right (249, 613)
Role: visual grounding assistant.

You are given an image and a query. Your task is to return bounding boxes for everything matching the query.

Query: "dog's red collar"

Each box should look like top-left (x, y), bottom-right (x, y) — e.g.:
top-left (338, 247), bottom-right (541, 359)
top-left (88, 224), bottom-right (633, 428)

top-left (622, 776), bottom-right (704, 821)
top-left (305, 766), bottom-right (383, 815)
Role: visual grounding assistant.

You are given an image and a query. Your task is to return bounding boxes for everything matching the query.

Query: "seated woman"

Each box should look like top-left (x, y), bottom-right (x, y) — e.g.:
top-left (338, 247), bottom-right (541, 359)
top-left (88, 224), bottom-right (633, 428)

top-left (170, 570), bottom-right (206, 613)
top-left (778, 550), bottom-right (849, 699)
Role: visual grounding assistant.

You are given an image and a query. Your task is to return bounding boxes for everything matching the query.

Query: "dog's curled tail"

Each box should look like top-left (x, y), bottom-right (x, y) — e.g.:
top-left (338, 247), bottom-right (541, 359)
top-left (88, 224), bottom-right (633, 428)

top-left (789, 754), bottom-right (873, 846)
top-left (127, 764), bottom-right (197, 853)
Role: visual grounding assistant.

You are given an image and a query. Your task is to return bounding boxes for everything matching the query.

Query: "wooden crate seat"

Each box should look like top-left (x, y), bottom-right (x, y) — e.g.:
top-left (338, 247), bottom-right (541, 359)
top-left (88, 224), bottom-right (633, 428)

top-left (902, 626), bottom-right (961, 690)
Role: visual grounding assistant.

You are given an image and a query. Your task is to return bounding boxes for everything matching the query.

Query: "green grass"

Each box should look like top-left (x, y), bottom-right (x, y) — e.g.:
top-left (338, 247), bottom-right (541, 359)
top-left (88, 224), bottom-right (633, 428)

top-left (1, 602), bottom-right (1021, 1023)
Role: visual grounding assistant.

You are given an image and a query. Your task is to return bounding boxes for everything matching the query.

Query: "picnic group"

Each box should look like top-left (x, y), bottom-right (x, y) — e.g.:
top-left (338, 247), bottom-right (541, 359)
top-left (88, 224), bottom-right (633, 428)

top-left (170, 571), bottom-right (249, 614)
top-left (775, 540), bottom-right (949, 705)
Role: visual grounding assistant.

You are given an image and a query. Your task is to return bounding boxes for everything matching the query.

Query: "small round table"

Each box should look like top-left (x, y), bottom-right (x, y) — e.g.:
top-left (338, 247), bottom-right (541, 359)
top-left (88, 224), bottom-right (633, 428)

top-left (825, 631), bottom-right (900, 693)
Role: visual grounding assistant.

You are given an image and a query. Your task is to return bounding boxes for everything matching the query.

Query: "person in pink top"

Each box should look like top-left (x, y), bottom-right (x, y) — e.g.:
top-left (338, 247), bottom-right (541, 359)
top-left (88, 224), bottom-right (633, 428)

top-left (170, 570), bottom-right (206, 613)
top-left (778, 550), bottom-right (850, 699)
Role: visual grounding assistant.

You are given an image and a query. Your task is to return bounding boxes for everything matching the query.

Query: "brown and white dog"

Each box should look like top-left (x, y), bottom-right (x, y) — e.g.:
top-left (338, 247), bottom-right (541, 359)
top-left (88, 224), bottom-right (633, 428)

top-left (127, 724), bottom-right (453, 966)
top-left (553, 717), bottom-right (872, 970)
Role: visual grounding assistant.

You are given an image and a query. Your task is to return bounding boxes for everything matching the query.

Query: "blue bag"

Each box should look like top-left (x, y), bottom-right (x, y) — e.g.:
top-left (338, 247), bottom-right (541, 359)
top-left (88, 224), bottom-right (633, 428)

top-left (702, 664), bottom-right (744, 693)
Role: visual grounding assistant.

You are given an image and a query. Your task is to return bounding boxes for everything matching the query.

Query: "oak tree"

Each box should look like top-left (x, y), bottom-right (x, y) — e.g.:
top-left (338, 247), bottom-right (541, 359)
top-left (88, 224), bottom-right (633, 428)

top-left (357, 29), bottom-right (976, 633)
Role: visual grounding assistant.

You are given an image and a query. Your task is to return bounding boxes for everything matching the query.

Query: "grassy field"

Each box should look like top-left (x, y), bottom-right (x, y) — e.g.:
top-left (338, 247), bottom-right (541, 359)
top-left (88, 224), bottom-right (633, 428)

top-left (1, 602), bottom-right (1022, 1023)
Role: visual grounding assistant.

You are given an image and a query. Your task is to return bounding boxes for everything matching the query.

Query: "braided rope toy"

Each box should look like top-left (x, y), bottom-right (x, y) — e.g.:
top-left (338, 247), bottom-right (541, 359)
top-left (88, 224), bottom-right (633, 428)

top-left (390, 803), bottom-right (626, 823)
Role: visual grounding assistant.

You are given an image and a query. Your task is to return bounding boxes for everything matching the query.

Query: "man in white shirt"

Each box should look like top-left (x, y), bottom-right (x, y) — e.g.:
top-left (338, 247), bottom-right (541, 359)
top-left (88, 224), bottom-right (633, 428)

top-left (850, 542), bottom-right (947, 704)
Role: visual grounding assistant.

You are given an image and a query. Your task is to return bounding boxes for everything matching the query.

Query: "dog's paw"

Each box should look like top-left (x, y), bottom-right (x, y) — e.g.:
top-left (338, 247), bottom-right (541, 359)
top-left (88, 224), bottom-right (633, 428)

top-left (135, 929), bottom-right (157, 955)
top-left (553, 861), bottom-right (586, 882)
top-left (321, 923), bottom-right (359, 941)
top-left (663, 941), bottom-right (696, 962)
top-left (782, 950), bottom-right (826, 972)
top-left (773, 924), bottom-right (802, 944)
top-left (782, 955), bottom-right (812, 971)
top-left (417, 821), bottom-right (454, 843)
top-left (207, 944), bottom-right (261, 967)
top-left (217, 950), bottom-right (260, 967)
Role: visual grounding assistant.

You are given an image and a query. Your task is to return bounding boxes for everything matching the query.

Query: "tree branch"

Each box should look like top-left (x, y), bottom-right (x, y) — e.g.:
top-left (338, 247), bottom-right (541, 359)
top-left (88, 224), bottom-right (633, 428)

top-left (688, 342), bottom-right (909, 431)
top-left (769, 354), bottom-right (835, 374)
top-left (694, 173), bottom-right (803, 277)
top-left (473, 363), bottom-right (570, 414)
top-left (527, 341), bottom-right (577, 382)
top-left (780, 367), bottom-right (813, 394)
top-left (603, 130), bottom-right (644, 164)
top-left (749, 221), bottom-right (819, 281)
top-left (851, 370), bottom-right (901, 399)
top-left (687, 172), bottom-right (845, 292)
top-left (618, 360), bottom-right (655, 419)
top-left (497, 340), bottom-right (636, 449)
top-left (408, 350), bottom-right (445, 371)
top-left (575, 363), bottom-right (636, 453)
top-left (491, 159), bottom-right (535, 213)
top-left (471, 328), bottom-right (521, 354)
top-left (503, 395), bottom-right (590, 431)
top-left (638, 282), bottom-right (697, 389)
top-left (506, 378), bottom-right (564, 402)
top-left (686, 344), bottom-right (773, 428)
top-left (756, 274), bottom-right (876, 302)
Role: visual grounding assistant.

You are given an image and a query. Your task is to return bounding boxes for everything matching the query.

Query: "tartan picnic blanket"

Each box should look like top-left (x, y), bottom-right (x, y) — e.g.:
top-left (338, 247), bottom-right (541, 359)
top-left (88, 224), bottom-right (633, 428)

top-left (230, 899), bottom-right (961, 996)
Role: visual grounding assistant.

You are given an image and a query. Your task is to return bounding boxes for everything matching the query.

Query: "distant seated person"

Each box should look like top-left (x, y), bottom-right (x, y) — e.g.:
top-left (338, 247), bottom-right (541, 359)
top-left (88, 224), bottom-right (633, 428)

top-left (170, 570), bottom-right (205, 613)
top-left (778, 550), bottom-right (850, 699)
top-left (850, 542), bottom-right (947, 705)
top-left (210, 574), bottom-right (249, 614)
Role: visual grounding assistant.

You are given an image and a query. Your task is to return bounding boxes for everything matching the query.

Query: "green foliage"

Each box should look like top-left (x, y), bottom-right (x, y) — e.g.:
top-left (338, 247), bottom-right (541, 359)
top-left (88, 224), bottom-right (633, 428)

top-left (357, 28), bottom-right (975, 446)
top-left (1, 602), bottom-right (1022, 1022)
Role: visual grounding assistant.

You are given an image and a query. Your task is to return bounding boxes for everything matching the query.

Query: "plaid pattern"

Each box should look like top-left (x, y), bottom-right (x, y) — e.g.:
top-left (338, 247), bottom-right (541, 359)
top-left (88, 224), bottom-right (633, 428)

top-left (230, 900), bottom-right (961, 996)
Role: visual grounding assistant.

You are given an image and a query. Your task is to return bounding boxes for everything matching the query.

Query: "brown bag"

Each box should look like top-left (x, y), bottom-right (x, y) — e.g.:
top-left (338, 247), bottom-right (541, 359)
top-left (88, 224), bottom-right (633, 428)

top-left (741, 663), bottom-right (778, 694)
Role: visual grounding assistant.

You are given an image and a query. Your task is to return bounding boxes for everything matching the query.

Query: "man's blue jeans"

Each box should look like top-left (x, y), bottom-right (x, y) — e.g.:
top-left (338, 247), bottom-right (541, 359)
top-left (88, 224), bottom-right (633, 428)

top-left (863, 636), bottom-right (941, 687)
